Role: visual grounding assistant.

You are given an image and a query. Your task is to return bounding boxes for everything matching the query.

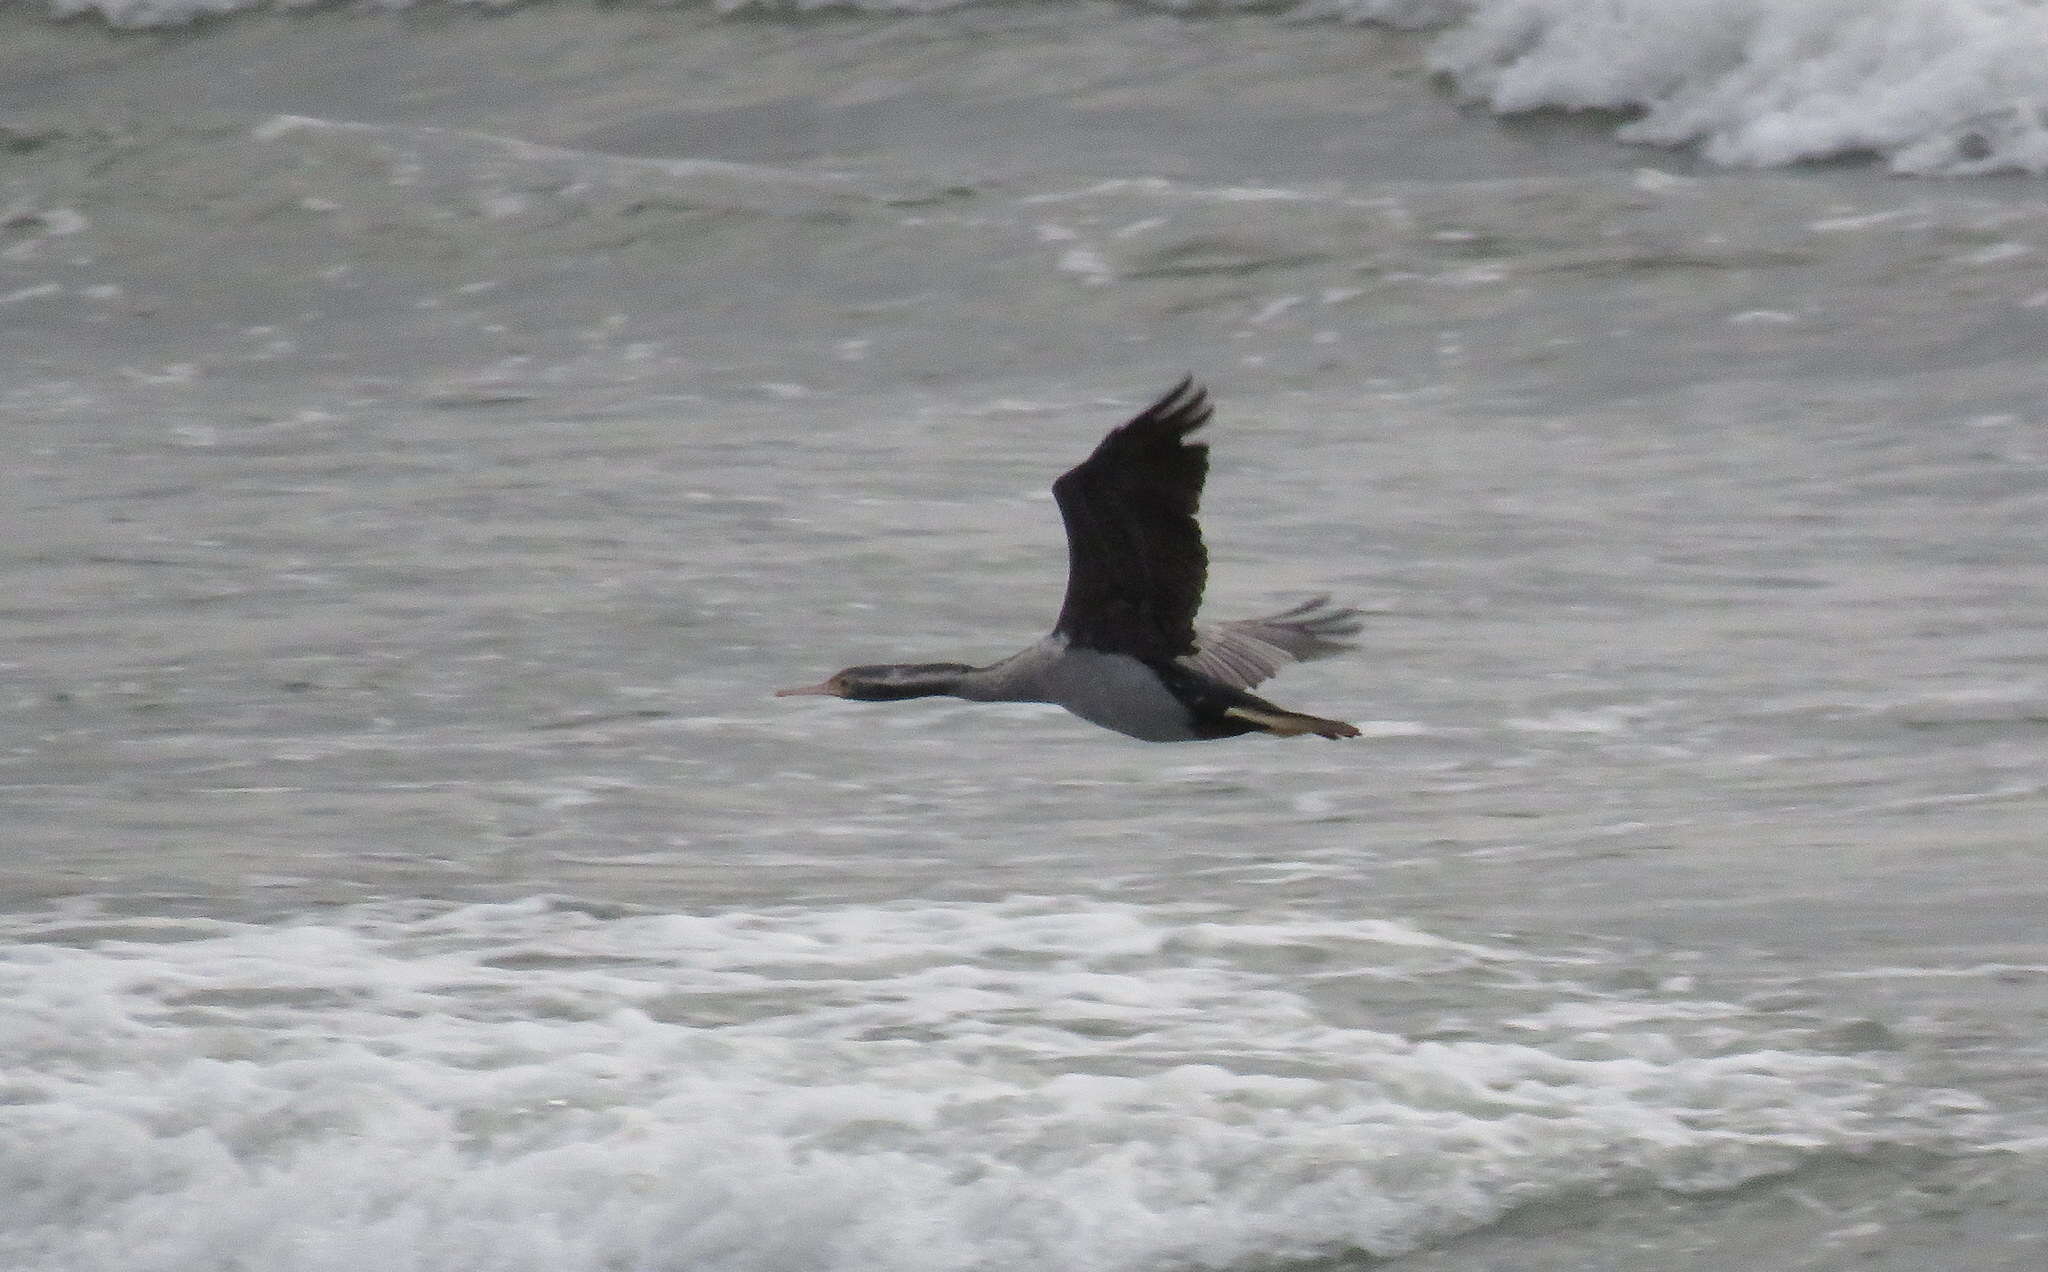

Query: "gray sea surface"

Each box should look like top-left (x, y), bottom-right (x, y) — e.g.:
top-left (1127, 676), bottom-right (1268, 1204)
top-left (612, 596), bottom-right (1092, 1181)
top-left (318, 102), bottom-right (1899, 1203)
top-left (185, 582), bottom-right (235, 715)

top-left (2, 5), bottom-right (2046, 1271)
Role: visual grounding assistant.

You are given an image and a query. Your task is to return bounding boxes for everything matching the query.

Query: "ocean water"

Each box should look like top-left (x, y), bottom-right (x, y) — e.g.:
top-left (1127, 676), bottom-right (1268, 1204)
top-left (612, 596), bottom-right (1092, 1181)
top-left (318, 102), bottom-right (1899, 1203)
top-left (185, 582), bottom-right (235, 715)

top-left (4, 1), bottom-right (2047, 1269)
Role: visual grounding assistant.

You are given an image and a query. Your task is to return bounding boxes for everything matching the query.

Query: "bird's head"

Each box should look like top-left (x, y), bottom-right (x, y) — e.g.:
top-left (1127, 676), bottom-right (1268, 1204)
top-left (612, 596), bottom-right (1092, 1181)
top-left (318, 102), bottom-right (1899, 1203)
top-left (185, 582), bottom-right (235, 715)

top-left (776, 663), bottom-right (976, 702)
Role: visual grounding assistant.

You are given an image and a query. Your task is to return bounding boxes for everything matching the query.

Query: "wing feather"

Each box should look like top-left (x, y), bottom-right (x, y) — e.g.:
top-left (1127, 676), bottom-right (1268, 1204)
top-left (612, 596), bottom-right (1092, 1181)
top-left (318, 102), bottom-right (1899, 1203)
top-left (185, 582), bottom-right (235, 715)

top-left (1181, 596), bottom-right (1363, 690)
top-left (1050, 378), bottom-right (1212, 659)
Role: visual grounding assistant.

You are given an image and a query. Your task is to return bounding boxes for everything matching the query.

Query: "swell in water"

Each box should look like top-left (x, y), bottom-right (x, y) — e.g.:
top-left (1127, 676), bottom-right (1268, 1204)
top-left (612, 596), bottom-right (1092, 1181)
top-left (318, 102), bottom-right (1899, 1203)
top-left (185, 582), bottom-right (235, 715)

top-left (27, 0), bottom-right (2048, 175)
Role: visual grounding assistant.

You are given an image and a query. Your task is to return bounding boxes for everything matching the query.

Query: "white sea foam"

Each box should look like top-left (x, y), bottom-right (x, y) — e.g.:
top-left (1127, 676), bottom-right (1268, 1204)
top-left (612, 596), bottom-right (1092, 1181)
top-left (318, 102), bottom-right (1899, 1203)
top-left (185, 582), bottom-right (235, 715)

top-left (0, 896), bottom-right (1978, 1272)
top-left (1429, 0), bottom-right (2048, 174)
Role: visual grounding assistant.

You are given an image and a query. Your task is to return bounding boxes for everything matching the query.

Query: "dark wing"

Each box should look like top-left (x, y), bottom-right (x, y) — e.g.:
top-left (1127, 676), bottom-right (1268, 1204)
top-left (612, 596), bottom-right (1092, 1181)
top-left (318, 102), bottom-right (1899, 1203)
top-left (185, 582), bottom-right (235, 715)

top-left (1050, 377), bottom-right (1212, 660)
top-left (1183, 596), bottom-right (1363, 690)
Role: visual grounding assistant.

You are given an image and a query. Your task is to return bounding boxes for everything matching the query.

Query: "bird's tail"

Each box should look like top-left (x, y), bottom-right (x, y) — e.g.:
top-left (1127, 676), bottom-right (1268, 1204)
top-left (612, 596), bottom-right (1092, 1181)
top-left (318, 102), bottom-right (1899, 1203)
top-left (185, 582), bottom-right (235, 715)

top-left (1223, 705), bottom-right (1361, 739)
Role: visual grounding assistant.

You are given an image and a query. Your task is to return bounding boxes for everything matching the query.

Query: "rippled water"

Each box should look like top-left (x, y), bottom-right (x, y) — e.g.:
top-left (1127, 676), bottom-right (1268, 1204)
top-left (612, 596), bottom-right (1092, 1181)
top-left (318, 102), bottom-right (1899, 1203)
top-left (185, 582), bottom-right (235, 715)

top-left (3, 4), bottom-right (2046, 1270)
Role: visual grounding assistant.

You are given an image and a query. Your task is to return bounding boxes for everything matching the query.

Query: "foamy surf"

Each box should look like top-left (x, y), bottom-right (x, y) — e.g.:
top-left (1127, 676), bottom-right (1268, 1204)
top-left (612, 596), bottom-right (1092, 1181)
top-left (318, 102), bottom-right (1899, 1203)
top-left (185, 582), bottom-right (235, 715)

top-left (0, 896), bottom-right (1980, 1272)
top-left (1430, 0), bottom-right (2048, 175)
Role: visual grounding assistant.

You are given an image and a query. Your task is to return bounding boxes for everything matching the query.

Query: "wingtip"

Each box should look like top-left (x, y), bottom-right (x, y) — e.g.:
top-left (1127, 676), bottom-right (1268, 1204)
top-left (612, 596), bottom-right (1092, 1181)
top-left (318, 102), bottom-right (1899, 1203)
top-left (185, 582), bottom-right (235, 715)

top-left (1139, 374), bottom-right (1212, 437)
top-left (1280, 595), bottom-right (1366, 642)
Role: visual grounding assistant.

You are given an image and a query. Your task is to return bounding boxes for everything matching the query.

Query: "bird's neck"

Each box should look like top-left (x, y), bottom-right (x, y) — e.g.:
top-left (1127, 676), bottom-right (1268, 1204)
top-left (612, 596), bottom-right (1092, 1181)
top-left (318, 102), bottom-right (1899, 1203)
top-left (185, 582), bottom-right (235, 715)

top-left (947, 644), bottom-right (1059, 704)
top-left (863, 663), bottom-right (980, 701)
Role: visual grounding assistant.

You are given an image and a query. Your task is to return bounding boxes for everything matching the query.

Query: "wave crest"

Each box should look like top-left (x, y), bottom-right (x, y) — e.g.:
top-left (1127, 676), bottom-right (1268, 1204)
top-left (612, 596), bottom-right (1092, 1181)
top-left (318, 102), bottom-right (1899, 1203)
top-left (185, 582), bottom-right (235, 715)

top-left (1432, 0), bottom-right (2048, 175)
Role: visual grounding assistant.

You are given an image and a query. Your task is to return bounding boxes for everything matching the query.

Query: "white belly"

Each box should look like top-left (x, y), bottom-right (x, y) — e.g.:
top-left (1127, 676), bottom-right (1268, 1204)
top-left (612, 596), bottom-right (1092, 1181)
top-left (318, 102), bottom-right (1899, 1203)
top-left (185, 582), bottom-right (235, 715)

top-left (1033, 648), bottom-right (1200, 742)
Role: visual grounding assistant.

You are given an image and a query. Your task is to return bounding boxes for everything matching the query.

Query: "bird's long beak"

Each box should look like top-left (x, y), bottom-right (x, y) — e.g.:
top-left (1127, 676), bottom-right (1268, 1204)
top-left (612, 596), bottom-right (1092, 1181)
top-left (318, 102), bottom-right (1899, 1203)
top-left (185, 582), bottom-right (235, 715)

top-left (775, 680), bottom-right (840, 697)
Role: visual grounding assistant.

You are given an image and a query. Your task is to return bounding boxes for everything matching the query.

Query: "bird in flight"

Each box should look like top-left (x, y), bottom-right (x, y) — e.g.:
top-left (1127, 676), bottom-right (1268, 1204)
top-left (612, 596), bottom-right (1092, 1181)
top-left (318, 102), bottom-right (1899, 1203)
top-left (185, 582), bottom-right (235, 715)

top-left (778, 378), bottom-right (1361, 741)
